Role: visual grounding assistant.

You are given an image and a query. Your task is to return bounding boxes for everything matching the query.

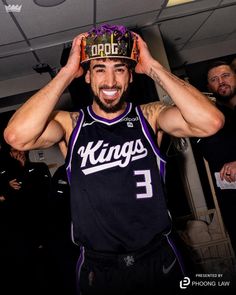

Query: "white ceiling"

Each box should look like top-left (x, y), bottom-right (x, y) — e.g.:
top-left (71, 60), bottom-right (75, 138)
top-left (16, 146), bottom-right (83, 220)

top-left (0, 0), bottom-right (236, 97)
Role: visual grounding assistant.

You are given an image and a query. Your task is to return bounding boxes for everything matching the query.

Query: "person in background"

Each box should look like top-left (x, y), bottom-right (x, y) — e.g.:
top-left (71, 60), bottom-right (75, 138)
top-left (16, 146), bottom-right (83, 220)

top-left (0, 144), bottom-right (51, 294)
top-left (4, 24), bottom-right (224, 294)
top-left (193, 60), bottom-right (236, 252)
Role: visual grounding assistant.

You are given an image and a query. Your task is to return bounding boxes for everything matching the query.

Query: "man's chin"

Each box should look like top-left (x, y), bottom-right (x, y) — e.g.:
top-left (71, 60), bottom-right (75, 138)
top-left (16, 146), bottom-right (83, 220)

top-left (94, 95), bottom-right (125, 113)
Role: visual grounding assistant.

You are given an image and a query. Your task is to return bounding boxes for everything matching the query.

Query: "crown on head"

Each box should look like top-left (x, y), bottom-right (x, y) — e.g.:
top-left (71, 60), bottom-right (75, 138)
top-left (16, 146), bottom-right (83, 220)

top-left (81, 24), bottom-right (139, 64)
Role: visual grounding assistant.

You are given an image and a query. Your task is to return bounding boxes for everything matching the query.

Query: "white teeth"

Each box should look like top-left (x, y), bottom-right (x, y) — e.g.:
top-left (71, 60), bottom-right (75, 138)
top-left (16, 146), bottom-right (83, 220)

top-left (102, 90), bottom-right (117, 96)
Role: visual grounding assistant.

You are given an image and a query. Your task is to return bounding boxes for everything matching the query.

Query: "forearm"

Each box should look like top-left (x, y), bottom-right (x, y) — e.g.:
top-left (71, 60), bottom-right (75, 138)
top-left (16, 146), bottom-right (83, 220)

top-left (4, 67), bottom-right (73, 149)
top-left (147, 61), bottom-right (224, 136)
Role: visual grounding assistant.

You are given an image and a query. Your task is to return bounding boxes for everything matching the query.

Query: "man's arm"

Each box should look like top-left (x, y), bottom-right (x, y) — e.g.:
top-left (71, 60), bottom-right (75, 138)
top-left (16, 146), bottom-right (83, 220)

top-left (135, 34), bottom-right (224, 138)
top-left (4, 34), bottom-right (85, 151)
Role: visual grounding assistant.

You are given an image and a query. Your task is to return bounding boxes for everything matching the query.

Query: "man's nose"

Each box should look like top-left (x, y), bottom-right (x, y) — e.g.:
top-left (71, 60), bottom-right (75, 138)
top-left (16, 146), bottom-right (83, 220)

top-left (218, 76), bottom-right (224, 84)
top-left (104, 71), bottom-right (117, 87)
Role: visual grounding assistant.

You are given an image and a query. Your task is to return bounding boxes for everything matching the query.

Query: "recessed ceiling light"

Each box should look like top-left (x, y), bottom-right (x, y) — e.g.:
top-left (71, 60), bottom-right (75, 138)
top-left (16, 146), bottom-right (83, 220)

top-left (33, 0), bottom-right (66, 7)
top-left (167, 0), bottom-right (194, 7)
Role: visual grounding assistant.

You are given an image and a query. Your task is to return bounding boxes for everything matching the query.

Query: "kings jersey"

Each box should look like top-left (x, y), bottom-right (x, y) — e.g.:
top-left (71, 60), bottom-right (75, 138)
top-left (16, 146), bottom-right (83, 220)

top-left (66, 103), bottom-right (171, 253)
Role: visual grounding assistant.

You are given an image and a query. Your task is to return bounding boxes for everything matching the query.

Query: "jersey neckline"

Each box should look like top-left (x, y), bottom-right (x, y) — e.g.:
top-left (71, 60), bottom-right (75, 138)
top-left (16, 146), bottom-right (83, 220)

top-left (87, 102), bottom-right (132, 125)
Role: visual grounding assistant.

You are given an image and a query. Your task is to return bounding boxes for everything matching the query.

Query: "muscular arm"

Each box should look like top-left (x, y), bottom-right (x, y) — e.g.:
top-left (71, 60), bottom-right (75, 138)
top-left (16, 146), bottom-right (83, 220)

top-left (4, 35), bottom-right (85, 151)
top-left (4, 71), bottom-right (71, 150)
top-left (136, 34), bottom-right (224, 138)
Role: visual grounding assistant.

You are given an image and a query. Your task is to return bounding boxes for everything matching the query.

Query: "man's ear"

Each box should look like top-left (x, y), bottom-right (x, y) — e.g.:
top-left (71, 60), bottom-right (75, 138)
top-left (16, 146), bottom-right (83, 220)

top-left (85, 70), bottom-right (91, 84)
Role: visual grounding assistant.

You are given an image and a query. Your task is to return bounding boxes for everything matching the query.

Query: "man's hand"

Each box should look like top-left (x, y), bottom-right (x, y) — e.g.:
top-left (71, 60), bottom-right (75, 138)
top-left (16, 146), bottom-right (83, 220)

top-left (63, 33), bottom-right (88, 79)
top-left (133, 33), bottom-right (155, 75)
top-left (220, 161), bottom-right (236, 182)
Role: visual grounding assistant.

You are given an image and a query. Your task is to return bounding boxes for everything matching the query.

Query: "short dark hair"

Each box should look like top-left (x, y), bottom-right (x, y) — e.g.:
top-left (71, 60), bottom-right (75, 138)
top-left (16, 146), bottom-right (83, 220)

top-left (206, 60), bottom-right (229, 75)
top-left (205, 60), bottom-right (235, 85)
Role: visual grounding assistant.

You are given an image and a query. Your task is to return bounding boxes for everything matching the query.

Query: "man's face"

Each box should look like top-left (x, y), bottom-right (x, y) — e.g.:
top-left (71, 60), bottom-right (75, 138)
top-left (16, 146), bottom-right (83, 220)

top-left (207, 65), bottom-right (236, 103)
top-left (85, 58), bottom-right (133, 113)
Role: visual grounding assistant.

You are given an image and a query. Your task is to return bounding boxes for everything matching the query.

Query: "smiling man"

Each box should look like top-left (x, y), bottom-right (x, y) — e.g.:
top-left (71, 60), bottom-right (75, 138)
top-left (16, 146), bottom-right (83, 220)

top-left (4, 24), bottom-right (224, 294)
top-left (195, 60), bottom-right (236, 255)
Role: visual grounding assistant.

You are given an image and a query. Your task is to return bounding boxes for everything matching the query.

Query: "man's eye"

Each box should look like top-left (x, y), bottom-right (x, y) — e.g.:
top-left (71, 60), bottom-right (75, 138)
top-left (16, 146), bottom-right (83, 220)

top-left (116, 68), bottom-right (125, 73)
top-left (222, 73), bottom-right (231, 78)
top-left (96, 69), bottom-right (105, 73)
top-left (209, 77), bottom-right (217, 83)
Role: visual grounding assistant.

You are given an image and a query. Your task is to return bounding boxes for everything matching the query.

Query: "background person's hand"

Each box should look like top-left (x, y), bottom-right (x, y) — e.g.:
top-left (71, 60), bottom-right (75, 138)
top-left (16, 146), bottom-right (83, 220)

top-left (9, 179), bottom-right (22, 190)
top-left (220, 161), bottom-right (236, 182)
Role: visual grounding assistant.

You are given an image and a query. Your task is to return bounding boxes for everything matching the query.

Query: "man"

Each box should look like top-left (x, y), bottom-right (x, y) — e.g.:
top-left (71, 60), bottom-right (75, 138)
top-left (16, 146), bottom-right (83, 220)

top-left (0, 145), bottom-right (51, 294)
top-left (194, 60), bottom-right (236, 252)
top-left (4, 24), bottom-right (223, 294)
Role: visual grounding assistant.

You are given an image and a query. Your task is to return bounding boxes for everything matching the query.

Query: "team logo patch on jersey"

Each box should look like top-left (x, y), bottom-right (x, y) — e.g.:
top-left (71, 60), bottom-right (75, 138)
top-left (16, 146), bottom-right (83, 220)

top-left (127, 122), bottom-right (133, 127)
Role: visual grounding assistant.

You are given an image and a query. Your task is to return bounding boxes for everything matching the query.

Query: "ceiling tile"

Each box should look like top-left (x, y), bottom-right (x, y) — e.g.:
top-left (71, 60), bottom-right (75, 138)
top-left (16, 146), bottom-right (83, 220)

top-left (191, 5), bottom-right (236, 41)
top-left (0, 53), bottom-right (37, 81)
top-left (0, 2), bottom-right (24, 44)
top-left (29, 25), bottom-right (91, 50)
top-left (160, 0), bottom-right (222, 18)
top-left (96, 0), bottom-right (161, 22)
top-left (97, 11), bottom-right (158, 30)
top-left (13, 0), bottom-right (93, 38)
top-left (159, 11), bottom-right (210, 45)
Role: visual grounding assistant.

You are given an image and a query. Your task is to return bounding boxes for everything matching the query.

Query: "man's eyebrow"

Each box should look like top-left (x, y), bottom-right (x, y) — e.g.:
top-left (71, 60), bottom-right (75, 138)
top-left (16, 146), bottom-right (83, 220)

top-left (114, 63), bottom-right (127, 68)
top-left (92, 63), bottom-right (127, 70)
top-left (92, 64), bottom-right (106, 69)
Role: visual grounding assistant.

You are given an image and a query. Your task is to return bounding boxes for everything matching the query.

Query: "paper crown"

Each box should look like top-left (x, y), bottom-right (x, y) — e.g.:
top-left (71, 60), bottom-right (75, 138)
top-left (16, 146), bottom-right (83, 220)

top-left (81, 24), bottom-right (139, 64)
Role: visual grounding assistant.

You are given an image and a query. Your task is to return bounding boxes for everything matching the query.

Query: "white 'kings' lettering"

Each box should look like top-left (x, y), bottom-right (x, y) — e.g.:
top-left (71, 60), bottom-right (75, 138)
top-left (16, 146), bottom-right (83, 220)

top-left (77, 139), bottom-right (148, 175)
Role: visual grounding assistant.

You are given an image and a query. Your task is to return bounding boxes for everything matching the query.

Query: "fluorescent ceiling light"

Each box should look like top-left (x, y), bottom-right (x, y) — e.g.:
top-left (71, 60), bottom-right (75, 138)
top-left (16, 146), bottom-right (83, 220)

top-left (34, 0), bottom-right (66, 7)
top-left (167, 0), bottom-right (194, 7)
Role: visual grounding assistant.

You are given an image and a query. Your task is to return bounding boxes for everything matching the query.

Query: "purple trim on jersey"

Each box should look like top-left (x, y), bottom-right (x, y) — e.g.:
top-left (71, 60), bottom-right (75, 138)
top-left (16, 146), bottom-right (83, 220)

top-left (165, 233), bottom-right (186, 276)
top-left (76, 246), bottom-right (85, 294)
top-left (135, 105), bottom-right (166, 178)
top-left (87, 102), bottom-right (132, 125)
top-left (66, 110), bottom-right (85, 184)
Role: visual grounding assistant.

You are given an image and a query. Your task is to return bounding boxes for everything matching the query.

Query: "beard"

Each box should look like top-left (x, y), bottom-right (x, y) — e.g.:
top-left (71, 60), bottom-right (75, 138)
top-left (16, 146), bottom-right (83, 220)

top-left (214, 84), bottom-right (236, 104)
top-left (92, 87), bottom-right (130, 113)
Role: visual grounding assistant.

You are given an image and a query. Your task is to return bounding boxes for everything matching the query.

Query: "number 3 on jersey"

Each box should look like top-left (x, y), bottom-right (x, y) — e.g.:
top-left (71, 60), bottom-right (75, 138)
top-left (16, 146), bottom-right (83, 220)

top-left (134, 170), bottom-right (153, 199)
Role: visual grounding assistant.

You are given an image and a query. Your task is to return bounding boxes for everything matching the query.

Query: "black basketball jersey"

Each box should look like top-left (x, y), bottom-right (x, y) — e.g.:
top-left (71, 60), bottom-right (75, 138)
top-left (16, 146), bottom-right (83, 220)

top-left (66, 102), bottom-right (171, 253)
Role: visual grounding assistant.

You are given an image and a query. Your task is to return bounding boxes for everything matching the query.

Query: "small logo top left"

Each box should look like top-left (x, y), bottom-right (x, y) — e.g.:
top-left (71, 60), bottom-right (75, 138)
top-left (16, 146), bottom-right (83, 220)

top-left (5, 4), bottom-right (22, 13)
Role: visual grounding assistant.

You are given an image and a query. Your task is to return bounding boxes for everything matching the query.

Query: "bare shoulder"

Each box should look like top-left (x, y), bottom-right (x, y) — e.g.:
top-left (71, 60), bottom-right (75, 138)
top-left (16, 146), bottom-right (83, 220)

top-left (53, 110), bottom-right (79, 128)
top-left (52, 110), bottom-right (80, 140)
top-left (69, 111), bottom-right (80, 128)
top-left (140, 102), bottom-right (171, 133)
top-left (140, 101), bottom-right (167, 122)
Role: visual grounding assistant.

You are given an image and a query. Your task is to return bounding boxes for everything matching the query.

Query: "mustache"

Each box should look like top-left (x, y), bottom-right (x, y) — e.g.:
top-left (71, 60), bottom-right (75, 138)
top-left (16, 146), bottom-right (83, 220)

top-left (218, 82), bottom-right (229, 87)
top-left (99, 85), bottom-right (121, 90)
